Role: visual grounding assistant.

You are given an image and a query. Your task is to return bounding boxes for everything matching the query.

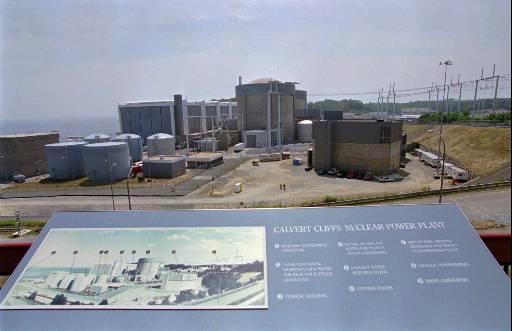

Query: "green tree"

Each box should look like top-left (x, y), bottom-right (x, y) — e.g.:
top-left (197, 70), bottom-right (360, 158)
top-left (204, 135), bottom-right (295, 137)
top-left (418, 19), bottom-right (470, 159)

top-left (50, 294), bottom-right (67, 305)
top-left (201, 272), bottom-right (241, 296)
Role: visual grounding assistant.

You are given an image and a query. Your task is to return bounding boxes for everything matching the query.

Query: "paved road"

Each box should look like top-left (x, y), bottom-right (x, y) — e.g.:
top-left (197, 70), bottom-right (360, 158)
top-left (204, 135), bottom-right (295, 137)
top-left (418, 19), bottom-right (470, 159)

top-left (0, 187), bottom-right (509, 223)
top-left (0, 158), bottom-right (250, 199)
top-left (387, 188), bottom-right (511, 224)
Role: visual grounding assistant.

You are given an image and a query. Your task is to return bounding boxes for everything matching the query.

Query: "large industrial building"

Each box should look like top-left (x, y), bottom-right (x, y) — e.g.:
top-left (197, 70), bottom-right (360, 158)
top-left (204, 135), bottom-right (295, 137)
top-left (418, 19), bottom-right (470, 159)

top-left (235, 77), bottom-right (307, 147)
top-left (118, 95), bottom-right (237, 143)
top-left (0, 132), bottom-right (59, 181)
top-left (313, 120), bottom-right (403, 176)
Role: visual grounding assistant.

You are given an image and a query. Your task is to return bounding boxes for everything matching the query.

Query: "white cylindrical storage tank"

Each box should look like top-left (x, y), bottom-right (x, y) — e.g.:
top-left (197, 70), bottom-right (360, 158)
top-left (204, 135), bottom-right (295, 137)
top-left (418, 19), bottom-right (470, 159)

top-left (112, 133), bottom-right (143, 162)
top-left (84, 133), bottom-right (110, 144)
top-left (45, 142), bottom-right (87, 180)
top-left (297, 120), bottom-right (313, 143)
top-left (147, 133), bottom-right (175, 156)
top-left (83, 142), bottom-right (131, 183)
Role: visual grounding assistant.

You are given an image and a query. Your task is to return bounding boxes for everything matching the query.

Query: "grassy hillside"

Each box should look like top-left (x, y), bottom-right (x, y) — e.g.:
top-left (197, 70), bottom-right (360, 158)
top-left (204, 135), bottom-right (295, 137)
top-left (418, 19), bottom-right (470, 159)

top-left (404, 124), bottom-right (511, 177)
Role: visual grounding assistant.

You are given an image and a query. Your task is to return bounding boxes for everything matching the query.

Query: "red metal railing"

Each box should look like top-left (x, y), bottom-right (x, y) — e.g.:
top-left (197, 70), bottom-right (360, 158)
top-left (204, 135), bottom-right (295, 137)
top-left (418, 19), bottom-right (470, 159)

top-left (0, 234), bottom-right (510, 276)
top-left (0, 240), bottom-right (33, 275)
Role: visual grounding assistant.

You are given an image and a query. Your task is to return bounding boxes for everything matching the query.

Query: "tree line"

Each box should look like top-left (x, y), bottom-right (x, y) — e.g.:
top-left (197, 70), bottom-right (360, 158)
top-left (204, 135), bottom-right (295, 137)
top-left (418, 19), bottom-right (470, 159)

top-left (307, 98), bottom-right (511, 114)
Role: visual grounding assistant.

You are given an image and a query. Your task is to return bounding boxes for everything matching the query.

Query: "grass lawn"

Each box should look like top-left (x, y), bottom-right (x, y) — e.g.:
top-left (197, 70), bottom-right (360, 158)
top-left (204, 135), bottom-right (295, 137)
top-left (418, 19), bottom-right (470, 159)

top-left (405, 124), bottom-right (511, 177)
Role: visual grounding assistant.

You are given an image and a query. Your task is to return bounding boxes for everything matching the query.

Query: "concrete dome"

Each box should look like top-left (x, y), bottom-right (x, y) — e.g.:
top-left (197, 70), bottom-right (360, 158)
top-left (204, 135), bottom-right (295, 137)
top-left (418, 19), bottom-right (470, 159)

top-left (248, 77), bottom-right (281, 84)
top-left (147, 133), bottom-right (174, 140)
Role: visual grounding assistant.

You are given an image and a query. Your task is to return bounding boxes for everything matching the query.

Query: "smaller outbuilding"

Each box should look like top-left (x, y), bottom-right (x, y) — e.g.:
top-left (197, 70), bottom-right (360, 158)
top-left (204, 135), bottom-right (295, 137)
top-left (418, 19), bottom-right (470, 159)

top-left (142, 156), bottom-right (186, 178)
top-left (186, 152), bottom-right (223, 169)
top-left (243, 130), bottom-right (267, 148)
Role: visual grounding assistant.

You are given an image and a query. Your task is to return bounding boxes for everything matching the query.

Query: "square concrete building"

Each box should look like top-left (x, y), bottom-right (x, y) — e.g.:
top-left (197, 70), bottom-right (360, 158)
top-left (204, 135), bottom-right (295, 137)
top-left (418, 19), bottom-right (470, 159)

top-left (313, 120), bottom-right (403, 176)
top-left (0, 132), bottom-right (59, 181)
top-left (143, 156), bottom-right (186, 178)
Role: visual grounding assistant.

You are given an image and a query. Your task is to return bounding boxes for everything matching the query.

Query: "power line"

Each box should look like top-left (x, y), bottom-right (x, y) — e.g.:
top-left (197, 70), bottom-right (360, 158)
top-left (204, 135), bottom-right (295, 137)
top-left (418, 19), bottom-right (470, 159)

top-left (308, 73), bottom-right (511, 97)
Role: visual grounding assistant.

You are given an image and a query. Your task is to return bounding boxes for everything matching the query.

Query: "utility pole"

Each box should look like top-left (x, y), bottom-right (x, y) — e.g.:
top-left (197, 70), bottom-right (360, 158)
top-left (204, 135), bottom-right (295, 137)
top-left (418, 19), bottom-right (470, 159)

top-left (381, 88), bottom-right (385, 118)
top-left (473, 79), bottom-right (479, 112)
top-left (445, 85), bottom-right (450, 113)
top-left (440, 60), bottom-right (452, 114)
top-left (438, 60), bottom-right (453, 159)
top-left (457, 76), bottom-right (463, 113)
top-left (386, 84), bottom-right (391, 119)
top-left (377, 89), bottom-right (381, 113)
top-left (428, 82), bottom-right (433, 112)
top-left (493, 75), bottom-right (500, 112)
top-left (435, 84), bottom-right (440, 112)
top-left (392, 82), bottom-right (396, 118)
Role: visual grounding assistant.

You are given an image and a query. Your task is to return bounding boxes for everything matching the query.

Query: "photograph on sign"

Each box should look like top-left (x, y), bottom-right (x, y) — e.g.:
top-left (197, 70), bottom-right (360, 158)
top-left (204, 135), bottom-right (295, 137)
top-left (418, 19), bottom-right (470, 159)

top-left (1, 226), bottom-right (267, 310)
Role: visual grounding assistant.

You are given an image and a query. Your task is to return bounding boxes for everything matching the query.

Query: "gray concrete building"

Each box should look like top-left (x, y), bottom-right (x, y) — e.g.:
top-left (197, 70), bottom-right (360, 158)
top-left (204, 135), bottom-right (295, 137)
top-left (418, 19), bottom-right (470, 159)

top-left (118, 100), bottom-right (176, 144)
top-left (236, 77), bottom-right (307, 147)
top-left (313, 120), bottom-right (403, 176)
top-left (143, 156), bottom-right (186, 178)
top-left (118, 96), bottom-right (237, 144)
top-left (0, 132), bottom-right (59, 181)
top-left (186, 152), bottom-right (223, 169)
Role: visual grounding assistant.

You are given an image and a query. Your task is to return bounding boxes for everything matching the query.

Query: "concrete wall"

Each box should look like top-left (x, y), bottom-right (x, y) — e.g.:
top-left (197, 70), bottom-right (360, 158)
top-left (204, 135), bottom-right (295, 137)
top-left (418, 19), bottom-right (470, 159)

top-left (313, 120), bottom-right (403, 175)
top-left (330, 141), bottom-right (401, 175)
top-left (143, 158), bottom-right (186, 178)
top-left (118, 103), bottom-right (175, 143)
top-left (0, 133), bottom-right (59, 181)
top-left (312, 121), bottom-right (332, 171)
top-left (243, 131), bottom-right (267, 148)
top-left (236, 81), bottom-right (301, 146)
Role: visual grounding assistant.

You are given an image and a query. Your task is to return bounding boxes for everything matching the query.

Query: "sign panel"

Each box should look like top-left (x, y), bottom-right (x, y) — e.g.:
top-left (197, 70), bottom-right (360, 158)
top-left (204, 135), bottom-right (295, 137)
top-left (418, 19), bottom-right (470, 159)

top-left (0, 204), bottom-right (510, 331)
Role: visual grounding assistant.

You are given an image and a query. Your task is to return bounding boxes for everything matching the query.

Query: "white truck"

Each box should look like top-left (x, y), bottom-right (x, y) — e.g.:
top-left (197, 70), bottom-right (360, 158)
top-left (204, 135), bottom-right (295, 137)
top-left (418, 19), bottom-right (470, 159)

top-left (234, 143), bottom-right (244, 153)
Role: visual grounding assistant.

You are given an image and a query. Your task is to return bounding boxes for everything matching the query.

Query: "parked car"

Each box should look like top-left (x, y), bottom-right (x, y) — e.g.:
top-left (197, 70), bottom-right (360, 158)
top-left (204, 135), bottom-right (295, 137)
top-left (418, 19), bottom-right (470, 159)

top-left (337, 171), bottom-right (346, 178)
top-left (316, 169), bottom-right (327, 176)
top-left (363, 171), bottom-right (373, 181)
top-left (12, 174), bottom-right (26, 184)
top-left (346, 171), bottom-right (356, 179)
top-left (433, 172), bottom-right (441, 179)
top-left (378, 176), bottom-right (394, 183)
top-left (327, 168), bottom-right (338, 176)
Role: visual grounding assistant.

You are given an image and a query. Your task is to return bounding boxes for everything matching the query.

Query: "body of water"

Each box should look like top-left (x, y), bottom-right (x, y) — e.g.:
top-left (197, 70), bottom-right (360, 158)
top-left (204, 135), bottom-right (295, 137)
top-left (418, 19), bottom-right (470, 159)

top-left (0, 117), bottom-right (119, 141)
top-left (24, 267), bottom-right (90, 279)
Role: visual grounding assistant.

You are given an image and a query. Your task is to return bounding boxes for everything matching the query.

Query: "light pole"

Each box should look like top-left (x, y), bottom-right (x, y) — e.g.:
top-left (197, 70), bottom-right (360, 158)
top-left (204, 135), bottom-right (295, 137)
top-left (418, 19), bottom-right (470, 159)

top-left (428, 130), bottom-right (446, 203)
top-left (109, 162), bottom-right (117, 210)
top-left (70, 250), bottom-right (79, 274)
top-left (126, 167), bottom-right (133, 210)
top-left (212, 250), bottom-right (221, 304)
top-left (438, 60), bottom-right (453, 156)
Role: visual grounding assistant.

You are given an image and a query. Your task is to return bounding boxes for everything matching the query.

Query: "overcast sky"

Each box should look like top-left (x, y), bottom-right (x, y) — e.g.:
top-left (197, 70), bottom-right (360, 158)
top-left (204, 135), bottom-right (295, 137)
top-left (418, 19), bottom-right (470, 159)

top-left (28, 227), bottom-right (265, 267)
top-left (1, 0), bottom-right (511, 120)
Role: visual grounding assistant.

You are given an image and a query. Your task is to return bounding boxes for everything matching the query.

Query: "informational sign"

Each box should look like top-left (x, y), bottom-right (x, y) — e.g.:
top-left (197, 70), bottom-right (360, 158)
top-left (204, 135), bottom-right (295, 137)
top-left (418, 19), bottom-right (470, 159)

top-left (0, 204), bottom-right (510, 331)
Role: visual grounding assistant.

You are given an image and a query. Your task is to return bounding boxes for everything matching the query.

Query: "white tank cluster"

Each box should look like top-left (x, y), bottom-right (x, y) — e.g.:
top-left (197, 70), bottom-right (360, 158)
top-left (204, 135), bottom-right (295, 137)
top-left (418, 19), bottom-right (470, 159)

top-left (147, 133), bottom-right (175, 156)
top-left (297, 120), bottom-right (313, 143)
top-left (83, 142), bottom-right (131, 182)
top-left (84, 133), bottom-right (110, 144)
top-left (45, 142), bottom-right (88, 180)
top-left (112, 133), bottom-right (143, 162)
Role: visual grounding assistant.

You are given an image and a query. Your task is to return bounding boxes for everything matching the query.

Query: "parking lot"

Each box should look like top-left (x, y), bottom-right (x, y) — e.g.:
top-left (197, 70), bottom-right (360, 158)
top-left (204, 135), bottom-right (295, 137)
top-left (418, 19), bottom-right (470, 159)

top-left (191, 153), bottom-right (443, 205)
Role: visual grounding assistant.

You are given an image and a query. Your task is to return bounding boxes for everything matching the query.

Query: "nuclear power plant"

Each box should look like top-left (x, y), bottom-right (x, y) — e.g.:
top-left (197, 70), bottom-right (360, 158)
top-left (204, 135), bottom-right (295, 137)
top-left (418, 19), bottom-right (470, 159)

top-left (3, 75), bottom-right (408, 186)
